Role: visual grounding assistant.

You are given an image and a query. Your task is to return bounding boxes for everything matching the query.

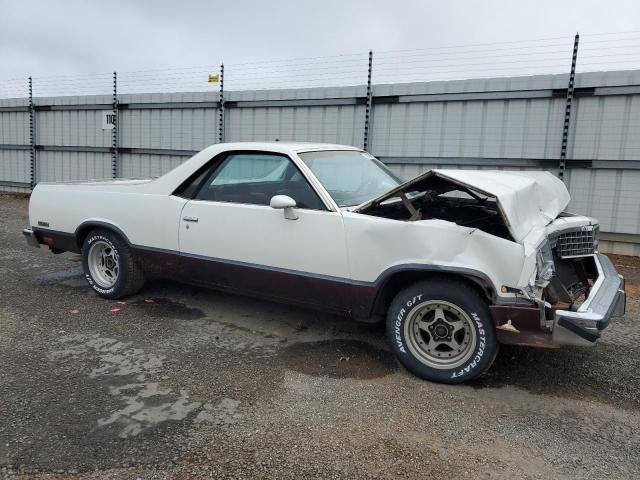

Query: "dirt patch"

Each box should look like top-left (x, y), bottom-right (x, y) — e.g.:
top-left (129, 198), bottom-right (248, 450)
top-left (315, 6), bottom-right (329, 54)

top-left (470, 342), bottom-right (640, 410)
top-left (278, 340), bottom-right (398, 379)
top-left (0, 192), bottom-right (29, 199)
top-left (611, 254), bottom-right (640, 285)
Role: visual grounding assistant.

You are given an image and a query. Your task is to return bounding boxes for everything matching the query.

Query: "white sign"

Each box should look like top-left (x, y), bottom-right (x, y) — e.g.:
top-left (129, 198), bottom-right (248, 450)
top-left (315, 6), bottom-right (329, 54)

top-left (101, 111), bottom-right (116, 130)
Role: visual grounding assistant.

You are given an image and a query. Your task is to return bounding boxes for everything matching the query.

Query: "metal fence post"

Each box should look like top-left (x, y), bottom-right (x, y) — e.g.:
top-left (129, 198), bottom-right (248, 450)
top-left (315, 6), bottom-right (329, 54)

top-left (28, 76), bottom-right (36, 188)
top-left (218, 64), bottom-right (225, 143)
top-left (111, 71), bottom-right (118, 179)
top-left (363, 50), bottom-right (373, 151)
top-left (559, 33), bottom-right (579, 181)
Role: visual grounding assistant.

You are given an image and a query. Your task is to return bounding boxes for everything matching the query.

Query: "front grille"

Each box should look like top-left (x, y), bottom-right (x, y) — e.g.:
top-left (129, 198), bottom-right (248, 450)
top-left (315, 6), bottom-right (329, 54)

top-left (552, 225), bottom-right (598, 258)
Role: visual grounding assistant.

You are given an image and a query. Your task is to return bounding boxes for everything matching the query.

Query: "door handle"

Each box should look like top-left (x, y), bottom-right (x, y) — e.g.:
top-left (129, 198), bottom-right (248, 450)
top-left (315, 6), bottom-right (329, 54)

top-left (183, 216), bottom-right (199, 223)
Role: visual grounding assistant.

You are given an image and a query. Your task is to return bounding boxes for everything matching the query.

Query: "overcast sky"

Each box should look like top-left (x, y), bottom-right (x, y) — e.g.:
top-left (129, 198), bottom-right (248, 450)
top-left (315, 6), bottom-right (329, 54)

top-left (1, 0), bottom-right (639, 94)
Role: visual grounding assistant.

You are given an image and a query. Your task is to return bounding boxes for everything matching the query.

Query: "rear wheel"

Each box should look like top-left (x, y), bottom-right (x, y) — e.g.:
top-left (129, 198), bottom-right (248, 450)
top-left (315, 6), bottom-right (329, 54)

top-left (386, 279), bottom-right (498, 383)
top-left (82, 229), bottom-right (145, 299)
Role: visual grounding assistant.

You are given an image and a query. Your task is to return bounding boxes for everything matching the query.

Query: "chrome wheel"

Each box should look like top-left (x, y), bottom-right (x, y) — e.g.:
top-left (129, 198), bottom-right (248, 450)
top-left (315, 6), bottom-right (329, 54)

top-left (87, 240), bottom-right (120, 289)
top-left (404, 300), bottom-right (477, 369)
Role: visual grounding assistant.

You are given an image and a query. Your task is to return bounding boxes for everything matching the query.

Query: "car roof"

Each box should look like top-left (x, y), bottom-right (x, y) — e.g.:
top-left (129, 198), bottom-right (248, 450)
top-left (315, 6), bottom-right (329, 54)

top-left (213, 141), bottom-right (362, 154)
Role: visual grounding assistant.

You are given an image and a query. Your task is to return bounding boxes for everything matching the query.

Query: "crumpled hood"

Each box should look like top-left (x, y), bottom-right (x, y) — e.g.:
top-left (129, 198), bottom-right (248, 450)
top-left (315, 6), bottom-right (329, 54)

top-left (355, 169), bottom-right (570, 243)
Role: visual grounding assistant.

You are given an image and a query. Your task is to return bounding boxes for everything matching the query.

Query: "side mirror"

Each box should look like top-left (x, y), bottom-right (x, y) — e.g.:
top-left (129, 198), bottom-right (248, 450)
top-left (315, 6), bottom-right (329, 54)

top-left (270, 195), bottom-right (298, 220)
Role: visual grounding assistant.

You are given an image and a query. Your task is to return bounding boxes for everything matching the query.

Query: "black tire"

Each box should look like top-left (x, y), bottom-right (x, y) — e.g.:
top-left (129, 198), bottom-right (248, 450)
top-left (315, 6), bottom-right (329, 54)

top-left (81, 228), bottom-right (145, 299)
top-left (386, 278), bottom-right (498, 384)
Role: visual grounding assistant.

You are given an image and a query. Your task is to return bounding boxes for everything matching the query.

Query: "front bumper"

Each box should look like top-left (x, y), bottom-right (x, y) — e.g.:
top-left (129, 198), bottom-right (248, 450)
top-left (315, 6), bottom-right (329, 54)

top-left (23, 228), bottom-right (41, 248)
top-left (552, 254), bottom-right (626, 346)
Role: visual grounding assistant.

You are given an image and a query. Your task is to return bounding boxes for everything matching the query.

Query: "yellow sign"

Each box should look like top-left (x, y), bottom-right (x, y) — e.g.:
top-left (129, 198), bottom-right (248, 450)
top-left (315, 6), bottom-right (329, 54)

top-left (208, 74), bottom-right (220, 83)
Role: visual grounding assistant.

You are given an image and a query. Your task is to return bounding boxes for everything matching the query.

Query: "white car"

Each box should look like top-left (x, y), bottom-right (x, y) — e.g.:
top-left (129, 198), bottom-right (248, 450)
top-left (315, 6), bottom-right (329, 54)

top-left (23, 142), bottom-right (626, 383)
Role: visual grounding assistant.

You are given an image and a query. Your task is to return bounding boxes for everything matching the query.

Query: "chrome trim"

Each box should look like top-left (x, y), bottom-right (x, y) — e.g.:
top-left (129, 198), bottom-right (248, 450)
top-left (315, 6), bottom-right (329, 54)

top-left (552, 254), bottom-right (625, 346)
top-left (548, 225), bottom-right (598, 259)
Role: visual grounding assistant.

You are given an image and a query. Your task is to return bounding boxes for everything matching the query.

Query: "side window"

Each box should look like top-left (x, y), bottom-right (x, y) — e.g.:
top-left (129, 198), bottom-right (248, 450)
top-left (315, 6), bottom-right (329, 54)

top-left (194, 153), bottom-right (326, 210)
top-left (174, 167), bottom-right (210, 199)
top-left (211, 154), bottom-right (288, 186)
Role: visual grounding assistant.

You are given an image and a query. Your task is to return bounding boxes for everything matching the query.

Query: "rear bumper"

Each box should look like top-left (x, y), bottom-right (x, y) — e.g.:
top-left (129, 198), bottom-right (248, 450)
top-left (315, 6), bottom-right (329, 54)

top-left (23, 228), bottom-right (41, 248)
top-left (552, 254), bottom-right (626, 346)
top-left (22, 227), bottom-right (79, 253)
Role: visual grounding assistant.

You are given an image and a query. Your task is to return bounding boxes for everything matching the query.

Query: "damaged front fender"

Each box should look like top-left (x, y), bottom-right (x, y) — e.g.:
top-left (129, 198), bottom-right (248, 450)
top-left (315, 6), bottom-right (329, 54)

top-left (343, 213), bottom-right (528, 299)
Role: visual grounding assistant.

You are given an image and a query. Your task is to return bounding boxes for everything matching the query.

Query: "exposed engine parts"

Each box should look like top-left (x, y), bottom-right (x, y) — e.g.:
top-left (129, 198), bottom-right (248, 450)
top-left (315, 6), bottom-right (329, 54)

top-left (358, 174), bottom-right (513, 240)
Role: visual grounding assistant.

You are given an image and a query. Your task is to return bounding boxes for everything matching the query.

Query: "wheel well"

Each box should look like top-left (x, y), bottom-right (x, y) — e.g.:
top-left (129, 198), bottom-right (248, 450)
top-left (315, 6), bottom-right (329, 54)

top-left (75, 225), bottom-right (92, 249)
top-left (75, 222), bottom-right (130, 249)
top-left (371, 270), bottom-right (494, 318)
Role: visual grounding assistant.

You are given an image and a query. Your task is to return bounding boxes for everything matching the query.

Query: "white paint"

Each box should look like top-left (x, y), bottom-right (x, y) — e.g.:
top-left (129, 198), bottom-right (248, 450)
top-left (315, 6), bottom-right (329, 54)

top-left (179, 201), bottom-right (349, 279)
top-left (28, 142), bottom-right (593, 295)
top-left (355, 168), bottom-right (571, 244)
top-left (342, 212), bottom-right (526, 288)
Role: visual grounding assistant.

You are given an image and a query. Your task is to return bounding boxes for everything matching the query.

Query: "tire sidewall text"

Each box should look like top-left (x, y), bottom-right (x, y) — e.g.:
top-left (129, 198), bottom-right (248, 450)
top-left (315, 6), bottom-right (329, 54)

top-left (83, 233), bottom-right (120, 296)
top-left (388, 283), bottom-right (496, 383)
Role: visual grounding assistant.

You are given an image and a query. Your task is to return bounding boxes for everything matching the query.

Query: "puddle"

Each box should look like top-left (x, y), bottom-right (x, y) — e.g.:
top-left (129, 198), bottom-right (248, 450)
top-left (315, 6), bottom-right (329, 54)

top-left (279, 340), bottom-right (397, 380)
top-left (129, 298), bottom-right (205, 320)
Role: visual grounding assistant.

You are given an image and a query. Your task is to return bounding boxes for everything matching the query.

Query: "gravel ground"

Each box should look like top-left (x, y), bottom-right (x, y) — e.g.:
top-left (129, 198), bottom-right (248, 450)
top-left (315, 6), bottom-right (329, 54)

top-left (1, 195), bottom-right (639, 479)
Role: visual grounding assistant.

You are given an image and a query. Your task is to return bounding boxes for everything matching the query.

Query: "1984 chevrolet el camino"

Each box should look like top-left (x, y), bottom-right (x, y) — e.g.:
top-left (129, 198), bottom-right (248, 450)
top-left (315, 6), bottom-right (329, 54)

top-left (23, 142), bottom-right (626, 383)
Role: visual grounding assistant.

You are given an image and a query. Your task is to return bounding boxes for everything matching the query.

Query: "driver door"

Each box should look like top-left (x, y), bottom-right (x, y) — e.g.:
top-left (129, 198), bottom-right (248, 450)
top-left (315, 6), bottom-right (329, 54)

top-left (177, 151), bottom-right (352, 314)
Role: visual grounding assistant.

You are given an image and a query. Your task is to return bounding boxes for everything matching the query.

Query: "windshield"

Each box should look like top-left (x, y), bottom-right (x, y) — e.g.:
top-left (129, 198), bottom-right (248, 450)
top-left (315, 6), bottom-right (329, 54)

top-left (298, 150), bottom-right (402, 207)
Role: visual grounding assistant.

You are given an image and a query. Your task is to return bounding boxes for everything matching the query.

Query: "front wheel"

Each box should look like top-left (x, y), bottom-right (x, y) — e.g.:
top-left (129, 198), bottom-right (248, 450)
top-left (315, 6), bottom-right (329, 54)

top-left (386, 279), bottom-right (498, 384)
top-left (82, 229), bottom-right (145, 299)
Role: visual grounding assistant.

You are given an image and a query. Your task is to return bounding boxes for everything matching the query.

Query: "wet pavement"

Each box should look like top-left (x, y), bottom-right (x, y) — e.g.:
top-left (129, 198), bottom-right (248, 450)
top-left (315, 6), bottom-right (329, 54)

top-left (1, 196), bottom-right (639, 479)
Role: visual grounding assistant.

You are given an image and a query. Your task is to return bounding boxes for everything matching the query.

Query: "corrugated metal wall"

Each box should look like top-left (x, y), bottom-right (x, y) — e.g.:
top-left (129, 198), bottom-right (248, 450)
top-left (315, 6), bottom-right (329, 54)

top-left (370, 98), bottom-right (567, 159)
top-left (0, 149), bottom-right (30, 193)
top-left (1, 71), bottom-right (639, 254)
top-left (226, 104), bottom-right (366, 146)
top-left (370, 71), bottom-right (640, 254)
top-left (118, 92), bottom-right (219, 178)
top-left (119, 93), bottom-right (218, 151)
top-left (119, 154), bottom-right (187, 178)
top-left (225, 86), bottom-right (366, 146)
top-left (0, 97), bottom-right (30, 192)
